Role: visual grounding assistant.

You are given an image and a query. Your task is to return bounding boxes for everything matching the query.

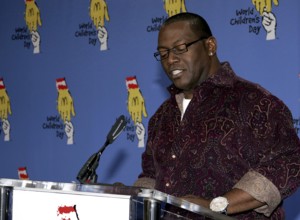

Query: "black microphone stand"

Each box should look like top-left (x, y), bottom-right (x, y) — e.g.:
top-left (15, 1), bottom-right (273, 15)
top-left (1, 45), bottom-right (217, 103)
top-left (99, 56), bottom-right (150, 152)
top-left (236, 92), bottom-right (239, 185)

top-left (76, 139), bottom-right (109, 184)
top-left (76, 115), bottom-right (127, 184)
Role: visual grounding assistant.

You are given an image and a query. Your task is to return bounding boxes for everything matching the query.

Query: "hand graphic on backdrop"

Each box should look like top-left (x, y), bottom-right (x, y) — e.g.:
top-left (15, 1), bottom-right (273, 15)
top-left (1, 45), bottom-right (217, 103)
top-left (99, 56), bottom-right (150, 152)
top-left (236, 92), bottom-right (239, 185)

top-left (126, 76), bottom-right (147, 148)
top-left (252, 0), bottom-right (279, 15)
top-left (98, 26), bottom-right (108, 51)
top-left (163, 0), bottom-right (187, 17)
top-left (89, 0), bottom-right (110, 51)
top-left (89, 0), bottom-right (110, 28)
top-left (56, 78), bottom-right (75, 145)
top-left (2, 119), bottom-right (10, 142)
top-left (31, 30), bottom-right (41, 53)
top-left (0, 79), bottom-right (12, 120)
top-left (252, 0), bottom-right (278, 40)
top-left (56, 78), bottom-right (76, 123)
top-left (136, 122), bottom-right (145, 148)
top-left (262, 8), bottom-right (277, 40)
top-left (25, 0), bottom-right (42, 32)
top-left (25, 0), bottom-right (42, 54)
top-left (65, 121), bottom-right (74, 145)
top-left (0, 78), bottom-right (12, 141)
top-left (126, 76), bottom-right (148, 125)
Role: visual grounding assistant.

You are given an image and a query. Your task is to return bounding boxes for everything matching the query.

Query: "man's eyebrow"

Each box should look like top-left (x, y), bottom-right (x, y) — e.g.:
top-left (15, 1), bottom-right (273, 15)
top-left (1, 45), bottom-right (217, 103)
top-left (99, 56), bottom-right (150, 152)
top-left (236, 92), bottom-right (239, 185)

top-left (157, 39), bottom-right (185, 50)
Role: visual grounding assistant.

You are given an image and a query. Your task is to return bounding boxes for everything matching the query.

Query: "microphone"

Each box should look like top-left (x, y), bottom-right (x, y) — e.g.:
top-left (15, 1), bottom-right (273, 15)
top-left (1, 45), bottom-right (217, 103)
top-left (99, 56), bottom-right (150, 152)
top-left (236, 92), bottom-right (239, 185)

top-left (102, 115), bottom-right (127, 151)
top-left (76, 115), bottom-right (127, 184)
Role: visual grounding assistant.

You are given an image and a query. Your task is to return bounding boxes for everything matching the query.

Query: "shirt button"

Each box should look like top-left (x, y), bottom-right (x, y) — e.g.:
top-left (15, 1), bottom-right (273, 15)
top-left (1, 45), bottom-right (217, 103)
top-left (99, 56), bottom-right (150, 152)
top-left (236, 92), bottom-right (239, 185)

top-left (165, 183), bottom-right (170, 187)
top-left (172, 154), bottom-right (176, 159)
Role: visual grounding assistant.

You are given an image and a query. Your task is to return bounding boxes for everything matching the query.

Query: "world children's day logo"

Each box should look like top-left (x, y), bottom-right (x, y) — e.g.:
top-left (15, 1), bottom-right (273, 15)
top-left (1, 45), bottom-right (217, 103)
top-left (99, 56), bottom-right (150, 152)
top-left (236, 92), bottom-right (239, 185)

top-left (146, 0), bottom-right (186, 32)
top-left (125, 76), bottom-right (148, 148)
top-left (11, 0), bottom-right (42, 54)
top-left (230, 0), bottom-right (279, 40)
top-left (43, 78), bottom-right (76, 145)
top-left (75, 0), bottom-right (109, 51)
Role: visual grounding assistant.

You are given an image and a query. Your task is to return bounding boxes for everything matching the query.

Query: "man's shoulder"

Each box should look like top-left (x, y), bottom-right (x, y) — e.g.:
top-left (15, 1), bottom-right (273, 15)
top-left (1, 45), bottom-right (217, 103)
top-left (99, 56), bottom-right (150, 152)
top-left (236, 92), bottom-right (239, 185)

top-left (235, 76), bottom-right (275, 99)
top-left (234, 76), bottom-right (291, 116)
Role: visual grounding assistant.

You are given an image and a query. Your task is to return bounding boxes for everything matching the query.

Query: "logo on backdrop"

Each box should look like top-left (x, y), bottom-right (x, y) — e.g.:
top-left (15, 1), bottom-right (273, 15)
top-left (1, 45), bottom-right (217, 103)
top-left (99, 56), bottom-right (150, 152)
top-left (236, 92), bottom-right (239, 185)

top-left (56, 78), bottom-right (76, 145)
top-left (230, 0), bottom-right (279, 40)
top-left (147, 15), bottom-right (167, 33)
top-left (42, 78), bottom-right (76, 145)
top-left (0, 78), bottom-right (12, 142)
top-left (18, 167), bottom-right (29, 180)
top-left (25, 0), bottom-right (42, 53)
top-left (75, 0), bottom-right (110, 51)
top-left (163, 0), bottom-right (187, 17)
top-left (57, 205), bottom-right (80, 220)
top-left (125, 76), bottom-right (148, 148)
top-left (11, 0), bottom-right (42, 54)
top-left (147, 0), bottom-right (186, 32)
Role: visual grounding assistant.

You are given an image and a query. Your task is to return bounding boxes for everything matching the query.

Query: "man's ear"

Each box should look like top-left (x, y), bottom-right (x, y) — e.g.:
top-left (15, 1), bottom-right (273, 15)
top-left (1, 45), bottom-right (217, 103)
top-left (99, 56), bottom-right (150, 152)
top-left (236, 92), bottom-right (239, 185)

top-left (206, 36), bottom-right (217, 55)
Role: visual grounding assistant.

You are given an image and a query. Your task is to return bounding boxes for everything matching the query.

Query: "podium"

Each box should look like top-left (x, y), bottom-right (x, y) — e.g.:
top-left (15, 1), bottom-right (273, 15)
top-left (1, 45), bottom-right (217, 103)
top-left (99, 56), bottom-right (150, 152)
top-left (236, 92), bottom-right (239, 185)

top-left (0, 178), bottom-right (235, 220)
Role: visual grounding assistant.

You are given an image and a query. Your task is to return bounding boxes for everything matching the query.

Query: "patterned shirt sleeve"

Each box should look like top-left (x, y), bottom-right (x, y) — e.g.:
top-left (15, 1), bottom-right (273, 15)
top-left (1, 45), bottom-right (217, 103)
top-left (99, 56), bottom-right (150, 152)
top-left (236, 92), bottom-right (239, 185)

top-left (235, 89), bottom-right (300, 216)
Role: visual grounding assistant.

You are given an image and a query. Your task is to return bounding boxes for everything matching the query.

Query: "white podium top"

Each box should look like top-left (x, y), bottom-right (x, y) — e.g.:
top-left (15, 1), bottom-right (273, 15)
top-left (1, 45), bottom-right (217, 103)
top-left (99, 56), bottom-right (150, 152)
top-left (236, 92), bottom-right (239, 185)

top-left (0, 178), bottom-right (235, 220)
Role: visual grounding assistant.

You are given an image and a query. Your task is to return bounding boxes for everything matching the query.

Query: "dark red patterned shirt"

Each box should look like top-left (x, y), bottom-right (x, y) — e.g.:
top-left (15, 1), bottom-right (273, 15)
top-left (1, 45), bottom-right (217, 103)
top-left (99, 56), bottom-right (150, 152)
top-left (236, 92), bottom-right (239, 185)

top-left (138, 62), bottom-right (300, 219)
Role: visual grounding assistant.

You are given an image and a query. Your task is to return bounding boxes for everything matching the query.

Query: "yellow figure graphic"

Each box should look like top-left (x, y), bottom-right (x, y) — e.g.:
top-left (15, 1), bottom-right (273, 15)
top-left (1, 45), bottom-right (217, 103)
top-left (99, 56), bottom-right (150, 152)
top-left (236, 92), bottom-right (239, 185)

top-left (0, 78), bottom-right (12, 141)
top-left (252, 0), bottom-right (279, 15)
top-left (89, 0), bottom-right (110, 51)
top-left (24, 0), bottom-right (42, 54)
top-left (163, 0), bottom-right (187, 17)
top-left (252, 0), bottom-right (279, 40)
top-left (56, 78), bottom-right (75, 145)
top-left (126, 76), bottom-right (148, 148)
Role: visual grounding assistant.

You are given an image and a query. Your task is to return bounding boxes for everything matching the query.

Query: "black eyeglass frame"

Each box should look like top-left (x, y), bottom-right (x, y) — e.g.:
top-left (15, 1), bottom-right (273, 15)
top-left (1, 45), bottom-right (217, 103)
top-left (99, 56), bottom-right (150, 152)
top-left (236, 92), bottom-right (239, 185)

top-left (154, 36), bottom-right (209, 61)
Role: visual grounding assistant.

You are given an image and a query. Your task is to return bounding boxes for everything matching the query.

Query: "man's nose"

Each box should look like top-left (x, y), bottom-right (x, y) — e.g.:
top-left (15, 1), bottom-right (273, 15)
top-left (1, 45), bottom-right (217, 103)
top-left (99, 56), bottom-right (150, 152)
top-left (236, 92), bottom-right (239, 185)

top-left (166, 50), bottom-right (179, 64)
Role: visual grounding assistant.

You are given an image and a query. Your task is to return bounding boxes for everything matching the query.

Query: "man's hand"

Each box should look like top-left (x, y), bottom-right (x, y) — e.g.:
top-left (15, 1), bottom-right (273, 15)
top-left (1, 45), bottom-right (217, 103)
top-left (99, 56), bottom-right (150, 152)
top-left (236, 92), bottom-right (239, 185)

top-left (89, 0), bottom-right (110, 28)
top-left (252, 0), bottom-right (279, 15)
top-left (25, 0), bottom-right (42, 32)
top-left (164, 0), bottom-right (186, 17)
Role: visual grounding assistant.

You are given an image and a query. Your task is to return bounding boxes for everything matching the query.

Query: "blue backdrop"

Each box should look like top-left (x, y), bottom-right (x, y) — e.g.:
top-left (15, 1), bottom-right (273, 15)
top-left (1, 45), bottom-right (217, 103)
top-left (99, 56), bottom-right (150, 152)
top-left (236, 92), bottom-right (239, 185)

top-left (0, 0), bottom-right (299, 219)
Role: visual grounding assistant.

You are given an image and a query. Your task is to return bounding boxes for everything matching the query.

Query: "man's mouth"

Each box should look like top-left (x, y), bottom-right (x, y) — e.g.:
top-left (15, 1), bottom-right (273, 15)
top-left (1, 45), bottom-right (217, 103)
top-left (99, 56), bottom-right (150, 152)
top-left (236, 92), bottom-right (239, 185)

top-left (171, 69), bottom-right (183, 77)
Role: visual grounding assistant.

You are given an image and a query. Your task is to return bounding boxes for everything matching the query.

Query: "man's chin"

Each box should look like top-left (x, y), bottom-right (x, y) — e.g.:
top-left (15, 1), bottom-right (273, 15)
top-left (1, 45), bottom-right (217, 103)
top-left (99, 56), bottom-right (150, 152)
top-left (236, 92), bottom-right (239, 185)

top-left (173, 81), bottom-right (187, 90)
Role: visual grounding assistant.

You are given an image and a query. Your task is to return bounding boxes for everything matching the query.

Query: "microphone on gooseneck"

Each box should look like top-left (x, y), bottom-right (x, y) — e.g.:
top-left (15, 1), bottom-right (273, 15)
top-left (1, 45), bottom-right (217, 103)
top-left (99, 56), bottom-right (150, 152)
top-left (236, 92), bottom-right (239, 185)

top-left (102, 115), bottom-right (127, 151)
top-left (76, 115), bottom-right (127, 184)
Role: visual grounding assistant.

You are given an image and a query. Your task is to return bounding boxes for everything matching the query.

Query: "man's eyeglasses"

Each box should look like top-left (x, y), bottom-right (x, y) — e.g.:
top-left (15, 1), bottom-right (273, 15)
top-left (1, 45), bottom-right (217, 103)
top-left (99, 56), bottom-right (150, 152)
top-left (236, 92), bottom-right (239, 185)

top-left (154, 36), bottom-right (208, 61)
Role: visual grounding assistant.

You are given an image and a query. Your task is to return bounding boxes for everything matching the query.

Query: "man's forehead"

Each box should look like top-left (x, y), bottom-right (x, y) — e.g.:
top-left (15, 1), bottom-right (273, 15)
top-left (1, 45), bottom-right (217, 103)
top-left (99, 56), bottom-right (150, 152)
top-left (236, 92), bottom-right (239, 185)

top-left (159, 21), bottom-right (195, 40)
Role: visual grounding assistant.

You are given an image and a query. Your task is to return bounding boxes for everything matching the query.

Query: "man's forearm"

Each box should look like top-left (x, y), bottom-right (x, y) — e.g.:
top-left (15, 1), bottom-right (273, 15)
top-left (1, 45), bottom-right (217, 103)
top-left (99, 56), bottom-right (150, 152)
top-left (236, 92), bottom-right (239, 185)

top-left (224, 188), bottom-right (266, 214)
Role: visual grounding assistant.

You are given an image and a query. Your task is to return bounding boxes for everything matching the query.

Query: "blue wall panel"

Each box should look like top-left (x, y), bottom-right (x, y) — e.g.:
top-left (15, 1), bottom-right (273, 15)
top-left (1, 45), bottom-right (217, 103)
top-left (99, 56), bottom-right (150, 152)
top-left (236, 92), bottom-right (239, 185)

top-left (0, 0), bottom-right (299, 218)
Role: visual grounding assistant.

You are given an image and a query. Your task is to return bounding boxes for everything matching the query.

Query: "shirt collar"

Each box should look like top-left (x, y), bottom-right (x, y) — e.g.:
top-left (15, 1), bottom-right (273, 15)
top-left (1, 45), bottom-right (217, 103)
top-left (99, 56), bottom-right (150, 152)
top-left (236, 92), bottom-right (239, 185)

top-left (167, 62), bottom-right (236, 96)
